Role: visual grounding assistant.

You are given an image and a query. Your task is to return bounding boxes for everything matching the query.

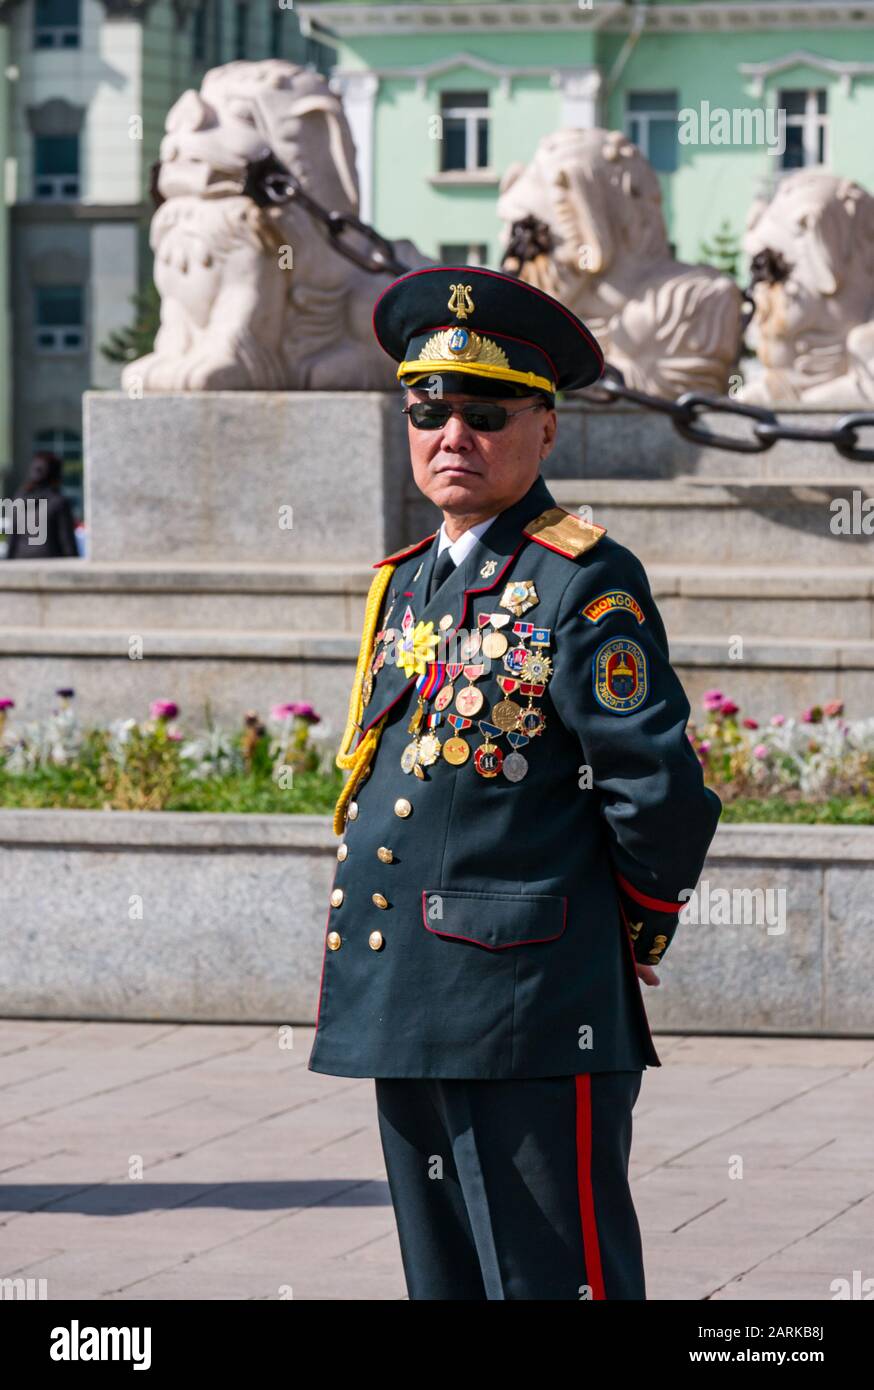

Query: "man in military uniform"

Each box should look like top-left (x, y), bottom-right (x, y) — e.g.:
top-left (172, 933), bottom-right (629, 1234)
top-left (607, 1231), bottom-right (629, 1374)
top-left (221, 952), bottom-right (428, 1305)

top-left (308, 265), bottom-right (721, 1300)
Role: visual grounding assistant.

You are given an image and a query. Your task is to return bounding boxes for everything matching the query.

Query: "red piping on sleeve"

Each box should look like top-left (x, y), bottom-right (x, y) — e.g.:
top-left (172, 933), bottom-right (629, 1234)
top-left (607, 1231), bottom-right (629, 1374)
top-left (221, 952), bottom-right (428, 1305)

top-left (616, 871), bottom-right (685, 914)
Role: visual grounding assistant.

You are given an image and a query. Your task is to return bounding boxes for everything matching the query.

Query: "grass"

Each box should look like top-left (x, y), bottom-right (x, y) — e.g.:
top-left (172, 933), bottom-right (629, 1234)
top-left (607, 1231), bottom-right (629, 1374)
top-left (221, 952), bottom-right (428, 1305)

top-left (0, 765), bottom-right (345, 814)
top-left (0, 766), bottom-right (872, 823)
top-left (718, 795), bottom-right (874, 825)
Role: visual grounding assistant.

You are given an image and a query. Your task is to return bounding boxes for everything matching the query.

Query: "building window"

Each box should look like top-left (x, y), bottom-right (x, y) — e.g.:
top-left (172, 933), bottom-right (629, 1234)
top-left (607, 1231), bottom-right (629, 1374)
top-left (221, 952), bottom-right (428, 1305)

top-left (234, 2), bottom-right (248, 60)
top-left (34, 286), bottom-right (85, 353)
top-left (439, 91), bottom-right (490, 172)
top-left (192, 2), bottom-right (207, 62)
top-left (34, 134), bottom-right (79, 201)
top-left (779, 88), bottom-right (828, 169)
top-left (439, 243), bottom-right (488, 267)
top-left (34, 0), bottom-right (80, 49)
top-left (626, 91), bottom-right (679, 172)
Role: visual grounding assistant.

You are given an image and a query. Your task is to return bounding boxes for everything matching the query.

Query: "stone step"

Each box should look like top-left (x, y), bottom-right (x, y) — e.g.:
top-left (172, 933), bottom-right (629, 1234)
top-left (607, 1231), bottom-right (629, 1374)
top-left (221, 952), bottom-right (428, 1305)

top-left (0, 561), bottom-right (373, 632)
top-left (1, 627), bottom-right (871, 728)
top-left (2, 561), bottom-right (874, 640)
top-left (518, 478), bottom-right (873, 566)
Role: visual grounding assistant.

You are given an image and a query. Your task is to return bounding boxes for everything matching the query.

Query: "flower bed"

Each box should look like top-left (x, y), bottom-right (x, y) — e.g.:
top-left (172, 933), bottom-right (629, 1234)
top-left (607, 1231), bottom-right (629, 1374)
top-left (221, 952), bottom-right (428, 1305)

top-left (1, 689), bottom-right (872, 822)
top-left (0, 692), bottom-right (343, 813)
top-left (688, 690), bottom-right (874, 820)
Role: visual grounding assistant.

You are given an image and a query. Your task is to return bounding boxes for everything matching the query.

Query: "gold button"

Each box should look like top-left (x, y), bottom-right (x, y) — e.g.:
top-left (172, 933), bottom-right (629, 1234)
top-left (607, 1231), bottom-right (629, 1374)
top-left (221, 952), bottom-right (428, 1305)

top-left (394, 797), bottom-right (412, 818)
top-left (327, 931), bottom-right (342, 951)
top-left (377, 846), bottom-right (394, 863)
top-left (372, 892), bottom-right (388, 909)
top-left (347, 801), bottom-right (359, 821)
top-left (439, 613), bottom-right (454, 631)
top-left (369, 930), bottom-right (384, 951)
top-left (330, 887), bottom-right (344, 907)
top-left (337, 844), bottom-right (348, 861)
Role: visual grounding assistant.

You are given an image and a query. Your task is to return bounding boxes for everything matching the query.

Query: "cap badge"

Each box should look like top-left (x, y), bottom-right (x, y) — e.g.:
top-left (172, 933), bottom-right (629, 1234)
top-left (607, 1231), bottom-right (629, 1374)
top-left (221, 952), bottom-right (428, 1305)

top-left (447, 283), bottom-right (475, 320)
top-left (416, 329), bottom-right (509, 370)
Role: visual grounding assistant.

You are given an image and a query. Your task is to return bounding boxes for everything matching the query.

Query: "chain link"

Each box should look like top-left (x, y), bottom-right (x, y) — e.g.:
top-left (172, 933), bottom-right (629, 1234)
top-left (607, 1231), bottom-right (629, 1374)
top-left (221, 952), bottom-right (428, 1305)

top-left (245, 164), bottom-right (874, 458)
top-left (586, 367), bottom-right (874, 461)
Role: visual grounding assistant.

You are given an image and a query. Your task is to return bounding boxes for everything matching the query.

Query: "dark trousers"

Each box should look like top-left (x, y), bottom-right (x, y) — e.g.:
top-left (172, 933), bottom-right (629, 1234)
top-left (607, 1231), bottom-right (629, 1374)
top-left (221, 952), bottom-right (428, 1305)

top-left (374, 1070), bottom-right (645, 1300)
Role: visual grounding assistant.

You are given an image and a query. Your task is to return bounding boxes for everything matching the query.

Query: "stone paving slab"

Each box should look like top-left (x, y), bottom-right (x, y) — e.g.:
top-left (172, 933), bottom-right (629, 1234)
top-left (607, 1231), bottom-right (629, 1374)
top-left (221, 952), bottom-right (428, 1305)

top-left (1, 1022), bottom-right (872, 1301)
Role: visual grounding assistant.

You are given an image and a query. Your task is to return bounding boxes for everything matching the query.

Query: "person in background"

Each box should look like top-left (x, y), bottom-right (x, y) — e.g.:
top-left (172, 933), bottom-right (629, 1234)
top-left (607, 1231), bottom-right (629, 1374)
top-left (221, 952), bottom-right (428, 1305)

top-left (4, 451), bottom-right (79, 560)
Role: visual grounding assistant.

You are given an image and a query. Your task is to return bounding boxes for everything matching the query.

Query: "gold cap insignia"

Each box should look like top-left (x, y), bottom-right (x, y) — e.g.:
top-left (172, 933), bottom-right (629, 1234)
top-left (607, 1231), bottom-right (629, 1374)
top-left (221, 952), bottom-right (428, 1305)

top-left (414, 328), bottom-right (509, 370)
top-left (448, 283), bottom-right (474, 320)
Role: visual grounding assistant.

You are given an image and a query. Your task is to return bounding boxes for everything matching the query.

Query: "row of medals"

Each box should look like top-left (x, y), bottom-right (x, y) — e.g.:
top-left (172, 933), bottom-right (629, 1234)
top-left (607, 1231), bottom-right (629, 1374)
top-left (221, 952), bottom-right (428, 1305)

top-left (364, 587), bottom-right (552, 783)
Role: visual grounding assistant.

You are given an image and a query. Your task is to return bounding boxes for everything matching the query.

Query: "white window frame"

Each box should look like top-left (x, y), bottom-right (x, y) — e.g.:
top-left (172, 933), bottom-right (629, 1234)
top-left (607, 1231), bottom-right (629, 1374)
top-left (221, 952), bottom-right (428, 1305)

top-left (624, 92), bottom-right (679, 171)
top-left (778, 87), bottom-right (828, 169)
top-left (440, 93), bottom-right (491, 172)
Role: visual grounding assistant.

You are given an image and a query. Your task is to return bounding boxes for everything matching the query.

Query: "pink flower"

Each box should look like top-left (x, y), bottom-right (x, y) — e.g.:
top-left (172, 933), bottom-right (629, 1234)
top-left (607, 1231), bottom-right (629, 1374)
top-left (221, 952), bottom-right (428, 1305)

top-left (720, 700), bottom-right (739, 717)
top-left (770, 714), bottom-right (785, 727)
top-left (702, 689), bottom-right (724, 711)
top-left (0, 698), bottom-right (14, 711)
top-left (823, 699), bottom-right (844, 718)
top-left (291, 702), bottom-right (320, 724)
top-left (166, 726), bottom-right (183, 742)
top-left (802, 705), bottom-right (823, 725)
top-left (699, 740), bottom-right (711, 753)
top-left (150, 700), bottom-right (179, 721)
top-left (271, 701), bottom-right (320, 724)
top-left (742, 717), bottom-right (759, 729)
top-left (753, 743), bottom-right (768, 759)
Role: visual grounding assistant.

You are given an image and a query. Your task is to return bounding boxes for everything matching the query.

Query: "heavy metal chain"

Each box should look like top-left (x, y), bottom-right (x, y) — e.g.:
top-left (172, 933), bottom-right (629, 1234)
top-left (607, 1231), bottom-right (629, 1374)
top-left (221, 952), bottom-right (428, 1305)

top-left (245, 160), bottom-right (874, 459)
top-left (585, 367), bottom-right (874, 463)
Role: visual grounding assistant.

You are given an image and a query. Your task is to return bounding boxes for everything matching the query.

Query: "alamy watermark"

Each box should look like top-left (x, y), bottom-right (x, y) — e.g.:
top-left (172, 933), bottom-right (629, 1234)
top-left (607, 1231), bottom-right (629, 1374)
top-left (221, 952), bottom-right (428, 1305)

top-left (0, 497), bottom-right (47, 545)
top-left (678, 101), bottom-right (786, 156)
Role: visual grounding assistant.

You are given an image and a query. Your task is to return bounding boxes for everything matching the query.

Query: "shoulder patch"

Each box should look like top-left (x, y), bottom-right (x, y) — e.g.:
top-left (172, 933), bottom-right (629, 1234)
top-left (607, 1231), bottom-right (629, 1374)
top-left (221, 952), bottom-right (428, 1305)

top-left (581, 590), bottom-right (645, 625)
top-left (522, 506), bottom-right (606, 559)
top-left (592, 637), bottom-right (648, 715)
top-left (373, 531), bottom-right (438, 569)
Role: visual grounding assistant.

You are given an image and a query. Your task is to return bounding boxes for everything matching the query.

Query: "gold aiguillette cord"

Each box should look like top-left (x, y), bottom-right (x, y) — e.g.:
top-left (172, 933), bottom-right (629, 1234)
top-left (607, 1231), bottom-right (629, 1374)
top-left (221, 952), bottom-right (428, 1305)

top-left (333, 561), bottom-right (397, 836)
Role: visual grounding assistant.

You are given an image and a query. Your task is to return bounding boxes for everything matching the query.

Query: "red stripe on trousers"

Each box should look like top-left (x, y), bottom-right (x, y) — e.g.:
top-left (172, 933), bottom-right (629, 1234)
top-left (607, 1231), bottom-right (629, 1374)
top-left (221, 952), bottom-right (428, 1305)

top-left (575, 1074), bottom-right (606, 1300)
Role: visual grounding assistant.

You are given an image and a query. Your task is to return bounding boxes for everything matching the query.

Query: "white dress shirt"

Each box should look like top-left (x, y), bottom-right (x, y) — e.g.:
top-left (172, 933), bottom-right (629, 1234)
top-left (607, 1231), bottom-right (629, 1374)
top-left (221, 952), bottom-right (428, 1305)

top-left (436, 514), bottom-right (498, 565)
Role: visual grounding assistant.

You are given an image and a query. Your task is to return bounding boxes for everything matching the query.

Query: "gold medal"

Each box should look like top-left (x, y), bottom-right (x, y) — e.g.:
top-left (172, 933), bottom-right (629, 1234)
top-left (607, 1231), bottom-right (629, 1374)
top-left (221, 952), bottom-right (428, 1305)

top-left (434, 684), bottom-right (455, 712)
top-left (491, 698), bottom-right (522, 731)
top-left (482, 630), bottom-right (508, 659)
top-left (442, 736), bottom-right (470, 765)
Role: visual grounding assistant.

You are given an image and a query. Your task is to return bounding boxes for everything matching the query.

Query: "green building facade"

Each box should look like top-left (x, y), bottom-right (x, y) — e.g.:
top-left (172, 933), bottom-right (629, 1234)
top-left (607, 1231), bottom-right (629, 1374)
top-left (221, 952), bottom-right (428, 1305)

top-left (298, 0), bottom-right (874, 272)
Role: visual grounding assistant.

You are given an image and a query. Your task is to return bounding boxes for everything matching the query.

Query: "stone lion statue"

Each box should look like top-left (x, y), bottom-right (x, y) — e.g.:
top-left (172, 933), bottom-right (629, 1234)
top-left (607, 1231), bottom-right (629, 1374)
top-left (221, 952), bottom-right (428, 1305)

top-left (122, 60), bottom-right (429, 393)
top-left (497, 128), bottom-right (742, 399)
top-left (741, 170), bottom-right (874, 406)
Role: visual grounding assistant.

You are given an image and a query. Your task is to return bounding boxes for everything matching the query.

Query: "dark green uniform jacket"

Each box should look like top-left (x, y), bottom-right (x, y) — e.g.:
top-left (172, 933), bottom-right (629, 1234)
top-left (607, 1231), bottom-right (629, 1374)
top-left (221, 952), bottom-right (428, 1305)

top-left (308, 473), bottom-right (721, 1080)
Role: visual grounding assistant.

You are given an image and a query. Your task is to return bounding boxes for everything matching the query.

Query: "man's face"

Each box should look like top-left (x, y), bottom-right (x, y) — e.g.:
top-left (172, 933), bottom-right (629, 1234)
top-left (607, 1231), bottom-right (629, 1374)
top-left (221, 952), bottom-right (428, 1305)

top-left (405, 387), bottom-right (557, 518)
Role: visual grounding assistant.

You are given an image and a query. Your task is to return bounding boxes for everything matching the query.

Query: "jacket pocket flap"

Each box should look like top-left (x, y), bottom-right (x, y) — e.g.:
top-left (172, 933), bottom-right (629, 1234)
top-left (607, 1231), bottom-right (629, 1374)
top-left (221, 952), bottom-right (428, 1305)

top-left (421, 888), bottom-right (567, 950)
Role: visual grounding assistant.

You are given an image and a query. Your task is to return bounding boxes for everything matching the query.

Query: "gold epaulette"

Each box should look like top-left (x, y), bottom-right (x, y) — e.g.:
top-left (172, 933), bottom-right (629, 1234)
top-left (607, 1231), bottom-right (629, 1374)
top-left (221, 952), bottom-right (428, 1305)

top-left (373, 531), bottom-right (438, 568)
top-left (522, 506), bottom-right (606, 558)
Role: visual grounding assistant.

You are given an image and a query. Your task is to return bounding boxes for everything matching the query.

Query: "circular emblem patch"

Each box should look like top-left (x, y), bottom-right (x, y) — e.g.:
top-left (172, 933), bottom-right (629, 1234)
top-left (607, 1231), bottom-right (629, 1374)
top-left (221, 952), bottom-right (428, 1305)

top-left (592, 638), bottom-right (648, 714)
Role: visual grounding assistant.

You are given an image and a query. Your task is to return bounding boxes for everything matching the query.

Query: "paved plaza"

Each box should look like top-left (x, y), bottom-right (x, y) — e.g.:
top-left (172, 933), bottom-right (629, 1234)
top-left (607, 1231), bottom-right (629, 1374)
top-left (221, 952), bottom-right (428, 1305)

top-left (1, 1021), bottom-right (872, 1301)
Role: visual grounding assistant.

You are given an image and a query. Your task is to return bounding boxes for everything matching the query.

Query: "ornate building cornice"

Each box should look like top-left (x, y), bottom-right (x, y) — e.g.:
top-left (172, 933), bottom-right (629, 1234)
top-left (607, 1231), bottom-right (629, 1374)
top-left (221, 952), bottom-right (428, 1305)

top-left (298, 2), bottom-right (874, 39)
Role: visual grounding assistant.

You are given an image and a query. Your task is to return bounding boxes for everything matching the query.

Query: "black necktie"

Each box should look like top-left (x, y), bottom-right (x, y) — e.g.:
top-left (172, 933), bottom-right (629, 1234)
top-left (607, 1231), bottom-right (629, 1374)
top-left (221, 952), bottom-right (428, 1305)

top-left (427, 546), bottom-right (456, 602)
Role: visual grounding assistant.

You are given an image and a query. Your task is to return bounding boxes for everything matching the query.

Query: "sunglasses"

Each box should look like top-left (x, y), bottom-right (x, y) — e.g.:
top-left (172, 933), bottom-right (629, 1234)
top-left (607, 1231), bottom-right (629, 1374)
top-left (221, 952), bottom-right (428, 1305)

top-left (402, 400), bottom-right (546, 432)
